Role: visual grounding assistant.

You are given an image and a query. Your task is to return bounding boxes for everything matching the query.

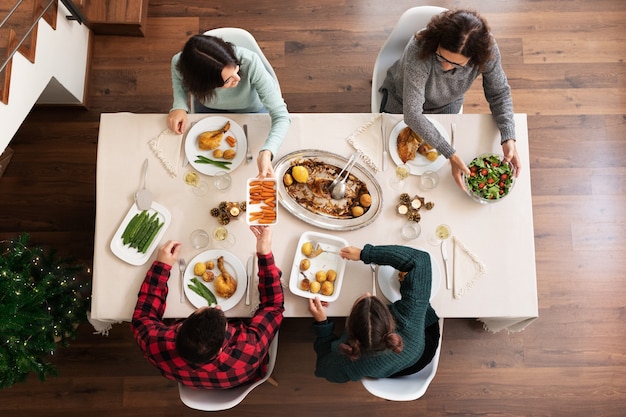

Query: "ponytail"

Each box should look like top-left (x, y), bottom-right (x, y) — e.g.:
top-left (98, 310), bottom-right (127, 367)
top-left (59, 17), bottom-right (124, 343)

top-left (342, 296), bottom-right (403, 360)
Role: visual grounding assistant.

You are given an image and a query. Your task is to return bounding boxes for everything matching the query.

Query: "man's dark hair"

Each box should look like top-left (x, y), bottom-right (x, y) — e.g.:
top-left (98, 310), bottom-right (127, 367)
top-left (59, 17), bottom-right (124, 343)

top-left (176, 308), bottom-right (227, 364)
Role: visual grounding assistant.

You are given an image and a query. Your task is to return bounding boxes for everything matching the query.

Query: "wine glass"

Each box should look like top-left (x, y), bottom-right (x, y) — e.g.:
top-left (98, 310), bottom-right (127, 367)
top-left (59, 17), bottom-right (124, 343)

top-left (427, 224), bottom-right (451, 246)
top-left (213, 226), bottom-right (235, 248)
top-left (390, 164), bottom-right (410, 190)
top-left (184, 171), bottom-right (208, 196)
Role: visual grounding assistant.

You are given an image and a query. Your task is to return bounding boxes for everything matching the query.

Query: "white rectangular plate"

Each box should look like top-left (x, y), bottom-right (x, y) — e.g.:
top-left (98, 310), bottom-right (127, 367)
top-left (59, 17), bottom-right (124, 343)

top-left (110, 202), bottom-right (171, 266)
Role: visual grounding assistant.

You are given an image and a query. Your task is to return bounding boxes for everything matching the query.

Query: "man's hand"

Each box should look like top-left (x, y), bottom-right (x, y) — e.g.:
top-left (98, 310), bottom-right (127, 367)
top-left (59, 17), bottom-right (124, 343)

top-left (157, 240), bottom-right (181, 266)
top-left (167, 109), bottom-right (188, 135)
top-left (250, 225), bottom-right (272, 255)
top-left (308, 297), bottom-right (329, 322)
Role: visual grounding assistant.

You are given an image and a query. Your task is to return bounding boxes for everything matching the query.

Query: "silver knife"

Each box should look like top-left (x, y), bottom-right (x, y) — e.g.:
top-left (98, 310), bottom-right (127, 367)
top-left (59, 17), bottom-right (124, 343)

top-left (245, 255), bottom-right (254, 305)
top-left (381, 119), bottom-right (388, 172)
top-left (441, 240), bottom-right (452, 290)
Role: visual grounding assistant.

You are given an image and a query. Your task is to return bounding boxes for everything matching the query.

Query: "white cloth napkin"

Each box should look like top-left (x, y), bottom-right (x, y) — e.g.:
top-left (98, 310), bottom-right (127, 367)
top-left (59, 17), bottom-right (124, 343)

top-left (452, 235), bottom-right (487, 299)
top-left (346, 114), bottom-right (383, 172)
top-left (148, 128), bottom-right (182, 178)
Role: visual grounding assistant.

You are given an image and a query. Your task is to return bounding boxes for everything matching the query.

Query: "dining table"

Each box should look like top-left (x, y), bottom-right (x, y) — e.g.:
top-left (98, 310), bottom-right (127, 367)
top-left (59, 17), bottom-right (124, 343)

top-left (90, 111), bottom-right (538, 333)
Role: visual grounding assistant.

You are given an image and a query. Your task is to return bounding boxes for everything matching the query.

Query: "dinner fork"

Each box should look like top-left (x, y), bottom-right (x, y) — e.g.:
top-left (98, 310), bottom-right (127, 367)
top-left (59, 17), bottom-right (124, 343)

top-left (179, 258), bottom-right (187, 302)
top-left (244, 124), bottom-right (253, 164)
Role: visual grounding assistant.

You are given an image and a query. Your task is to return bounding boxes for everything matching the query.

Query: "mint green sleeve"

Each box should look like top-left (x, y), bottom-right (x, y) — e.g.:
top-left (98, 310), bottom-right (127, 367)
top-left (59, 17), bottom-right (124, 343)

top-left (246, 53), bottom-right (290, 158)
top-left (170, 52), bottom-right (190, 113)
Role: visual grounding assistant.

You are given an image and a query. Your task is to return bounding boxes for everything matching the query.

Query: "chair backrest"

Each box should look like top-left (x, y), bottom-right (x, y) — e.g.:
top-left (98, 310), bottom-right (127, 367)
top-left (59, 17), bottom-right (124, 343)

top-left (360, 318), bottom-right (444, 401)
top-left (178, 334), bottom-right (279, 411)
top-left (204, 27), bottom-right (279, 84)
top-left (371, 6), bottom-right (447, 112)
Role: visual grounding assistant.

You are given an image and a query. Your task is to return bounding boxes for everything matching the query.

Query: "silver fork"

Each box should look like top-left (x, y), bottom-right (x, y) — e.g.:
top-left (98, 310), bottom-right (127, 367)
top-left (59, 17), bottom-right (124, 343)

top-left (244, 124), bottom-right (253, 164)
top-left (179, 258), bottom-right (187, 302)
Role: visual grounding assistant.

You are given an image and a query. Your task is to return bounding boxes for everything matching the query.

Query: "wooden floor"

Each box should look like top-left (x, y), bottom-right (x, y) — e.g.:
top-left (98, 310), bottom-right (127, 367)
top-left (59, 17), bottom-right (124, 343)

top-left (1, 0), bottom-right (625, 415)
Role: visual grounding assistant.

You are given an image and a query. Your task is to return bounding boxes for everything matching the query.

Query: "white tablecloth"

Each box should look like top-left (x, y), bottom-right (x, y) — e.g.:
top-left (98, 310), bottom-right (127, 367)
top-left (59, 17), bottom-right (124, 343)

top-left (91, 112), bottom-right (537, 333)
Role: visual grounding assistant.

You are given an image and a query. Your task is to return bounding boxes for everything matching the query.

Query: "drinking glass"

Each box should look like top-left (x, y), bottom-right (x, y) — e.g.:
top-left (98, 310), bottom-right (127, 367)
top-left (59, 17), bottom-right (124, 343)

top-left (213, 226), bottom-right (235, 248)
top-left (190, 229), bottom-right (210, 249)
top-left (400, 221), bottom-right (421, 241)
top-left (214, 171), bottom-right (232, 191)
top-left (390, 164), bottom-right (410, 190)
top-left (419, 170), bottom-right (439, 190)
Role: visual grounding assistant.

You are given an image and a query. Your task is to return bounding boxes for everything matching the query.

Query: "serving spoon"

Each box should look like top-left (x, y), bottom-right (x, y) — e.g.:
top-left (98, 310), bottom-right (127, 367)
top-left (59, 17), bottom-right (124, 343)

top-left (135, 158), bottom-right (153, 210)
top-left (328, 150), bottom-right (362, 200)
top-left (308, 240), bottom-right (341, 258)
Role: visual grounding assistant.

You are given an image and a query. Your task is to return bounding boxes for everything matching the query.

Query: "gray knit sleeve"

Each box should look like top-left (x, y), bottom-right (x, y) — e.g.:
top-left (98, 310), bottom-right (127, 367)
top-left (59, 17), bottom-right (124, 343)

top-left (481, 40), bottom-right (516, 142)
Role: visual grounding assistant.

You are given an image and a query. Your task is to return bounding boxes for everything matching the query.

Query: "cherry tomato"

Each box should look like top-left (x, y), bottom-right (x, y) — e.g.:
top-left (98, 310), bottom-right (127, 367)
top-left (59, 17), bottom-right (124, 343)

top-left (478, 183), bottom-right (485, 189)
top-left (501, 173), bottom-right (509, 180)
top-left (480, 169), bottom-right (488, 176)
top-left (487, 178), bottom-right (495, 184)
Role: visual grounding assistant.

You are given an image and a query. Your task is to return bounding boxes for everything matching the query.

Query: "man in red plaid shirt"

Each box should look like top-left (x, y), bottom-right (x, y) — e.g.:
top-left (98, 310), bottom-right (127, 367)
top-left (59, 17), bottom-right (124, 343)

top-left (131, 225), bottom-right (283, 389)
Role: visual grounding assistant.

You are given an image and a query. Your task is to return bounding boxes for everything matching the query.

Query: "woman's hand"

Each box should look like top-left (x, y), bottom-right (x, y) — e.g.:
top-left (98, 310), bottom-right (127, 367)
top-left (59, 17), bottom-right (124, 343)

top-left (339, 246), bottom-right (362, 261)
top-left (449, 153), bottom-right (471, 191)
top-left (502, 139), bottom-right (521, 177)
top-left (257, 150), bottom-right (275, 178)
top-left (308, 297), bottom-right (329, 322)
top-left (157, 240), bottom-right (181, 266)
top-left (167, 109), bottom-right (188, 135)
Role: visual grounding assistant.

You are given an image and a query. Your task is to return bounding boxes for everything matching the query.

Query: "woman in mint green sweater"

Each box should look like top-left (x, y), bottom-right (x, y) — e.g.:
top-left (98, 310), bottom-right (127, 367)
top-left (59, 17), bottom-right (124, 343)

top-left (308, 244), bottom-right (440, 383)
top-left (167, 34), bottom-right (290, 178)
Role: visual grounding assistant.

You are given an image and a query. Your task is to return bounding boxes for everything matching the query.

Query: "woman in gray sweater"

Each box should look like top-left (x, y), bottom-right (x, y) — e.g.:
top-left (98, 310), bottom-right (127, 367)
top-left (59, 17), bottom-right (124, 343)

top-left (380, 9), bottom-right (520, 190)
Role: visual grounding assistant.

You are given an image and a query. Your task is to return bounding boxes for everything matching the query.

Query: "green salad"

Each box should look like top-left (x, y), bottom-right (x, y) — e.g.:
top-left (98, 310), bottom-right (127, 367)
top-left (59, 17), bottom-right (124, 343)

top-left (465, 154), bottom-right (514, 201)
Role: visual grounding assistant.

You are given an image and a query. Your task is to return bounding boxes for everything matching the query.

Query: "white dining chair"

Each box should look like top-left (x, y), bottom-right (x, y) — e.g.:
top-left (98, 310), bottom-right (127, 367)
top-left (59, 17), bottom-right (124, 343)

top-left (360, 318), bottom-right (443, 401)
top-left (190, 27), bottom-right (280, 113)
top-left (178, 334), bottom-right (279, 411)
top-left (371, 6), bottom-right (447, 113)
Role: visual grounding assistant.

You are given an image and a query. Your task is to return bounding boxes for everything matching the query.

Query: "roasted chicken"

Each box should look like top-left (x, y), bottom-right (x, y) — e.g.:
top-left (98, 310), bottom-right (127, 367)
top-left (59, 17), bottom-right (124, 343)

top-left (213, 255), bottom-right (237, 298)
top-left (198, 121), bottom-right (231, 150)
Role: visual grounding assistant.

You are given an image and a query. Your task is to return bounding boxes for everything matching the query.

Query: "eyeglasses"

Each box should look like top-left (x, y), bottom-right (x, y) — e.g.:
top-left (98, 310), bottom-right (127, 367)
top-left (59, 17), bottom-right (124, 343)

top-left (223, 65), bottom-right (240, 86)
top-left (434, 51), bottom-right (469, 70)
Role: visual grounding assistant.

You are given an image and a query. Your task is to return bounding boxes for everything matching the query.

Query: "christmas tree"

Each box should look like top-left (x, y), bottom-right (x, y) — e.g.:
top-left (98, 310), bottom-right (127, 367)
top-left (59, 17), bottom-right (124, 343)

top-left (0, 234), bottom-right (90, 389)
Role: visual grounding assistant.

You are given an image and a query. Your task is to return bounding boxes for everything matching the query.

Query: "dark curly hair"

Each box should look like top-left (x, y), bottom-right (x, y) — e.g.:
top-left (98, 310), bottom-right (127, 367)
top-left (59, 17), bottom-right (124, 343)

top-left (339, 296), bottom-right (403, 361)
top-left (417, 9), bottom-right (493, 71)
top-left (176, 307), bottom-right (227, 364)
top-left (177, 34), bottom-right (242, 103)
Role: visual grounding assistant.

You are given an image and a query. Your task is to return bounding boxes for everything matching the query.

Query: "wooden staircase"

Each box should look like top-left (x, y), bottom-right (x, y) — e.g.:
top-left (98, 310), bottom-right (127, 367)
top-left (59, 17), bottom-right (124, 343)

top-left (0, 0), bottom-right (57, 105)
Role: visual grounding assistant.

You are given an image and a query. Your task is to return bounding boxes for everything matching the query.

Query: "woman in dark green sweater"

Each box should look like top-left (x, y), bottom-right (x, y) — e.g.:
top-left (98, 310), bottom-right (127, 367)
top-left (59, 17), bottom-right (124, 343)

top-left (309, 244), bottom-right (440, 383)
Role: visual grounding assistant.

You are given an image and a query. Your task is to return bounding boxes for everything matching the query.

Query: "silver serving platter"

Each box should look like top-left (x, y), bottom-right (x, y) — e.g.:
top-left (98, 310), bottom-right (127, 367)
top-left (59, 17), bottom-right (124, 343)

top-left (273, 149), bottom-right (383, 231)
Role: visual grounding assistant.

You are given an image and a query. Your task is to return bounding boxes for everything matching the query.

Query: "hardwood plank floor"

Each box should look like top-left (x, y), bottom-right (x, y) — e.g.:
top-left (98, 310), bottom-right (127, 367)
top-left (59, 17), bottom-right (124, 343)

top-left (1, 0), bottom-right (625, 415)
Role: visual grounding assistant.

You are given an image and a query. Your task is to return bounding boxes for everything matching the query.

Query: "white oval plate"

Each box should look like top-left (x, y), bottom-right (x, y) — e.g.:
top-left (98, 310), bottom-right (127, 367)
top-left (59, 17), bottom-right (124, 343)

top-left (110, 202), bottom-right (171, 266)
top-left (388, 117), bottom-right (450, 175)
top-left (376, 249), bottom-right (441, 302)
top-left (183, 249), bottom-right (246, 311)
top-left (273, 150), bottom-right (383, 231)
top-left (185, 116), bottom-right (247, 176)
